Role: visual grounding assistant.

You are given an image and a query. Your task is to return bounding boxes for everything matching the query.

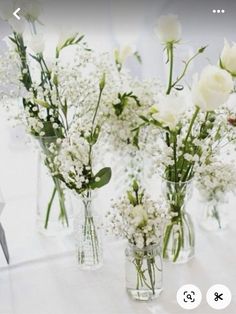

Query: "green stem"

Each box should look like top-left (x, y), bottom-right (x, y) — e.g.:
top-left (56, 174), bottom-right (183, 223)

top-left (166, 43), bottom-right (174, 95)
top-left (44, 186), bottom-right (56, 229)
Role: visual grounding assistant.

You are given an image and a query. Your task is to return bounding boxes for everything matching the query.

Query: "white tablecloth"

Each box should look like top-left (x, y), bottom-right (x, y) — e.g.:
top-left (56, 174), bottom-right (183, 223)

top-left (0, 194), bottom-right (236, 314)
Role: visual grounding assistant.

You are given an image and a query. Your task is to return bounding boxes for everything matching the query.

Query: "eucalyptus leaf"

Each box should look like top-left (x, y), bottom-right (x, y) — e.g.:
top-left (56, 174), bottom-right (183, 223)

top-left (90, 167), bottom-right (112, 189)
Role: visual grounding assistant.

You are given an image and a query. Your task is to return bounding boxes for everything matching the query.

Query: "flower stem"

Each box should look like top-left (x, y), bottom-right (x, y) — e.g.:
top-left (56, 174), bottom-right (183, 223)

top-left (166, 43), bottom-right (174, 95)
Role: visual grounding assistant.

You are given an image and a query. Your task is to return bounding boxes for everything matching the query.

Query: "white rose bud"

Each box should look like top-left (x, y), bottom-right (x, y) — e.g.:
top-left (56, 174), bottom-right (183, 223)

top-left (155, 14), bottom-right (182, 43)
top-left (220, 40), bottom-right (236, 76)
top-left (192, 65), bottom-right (233, 111)
top-left (27, 34), bottom-right (45, 54)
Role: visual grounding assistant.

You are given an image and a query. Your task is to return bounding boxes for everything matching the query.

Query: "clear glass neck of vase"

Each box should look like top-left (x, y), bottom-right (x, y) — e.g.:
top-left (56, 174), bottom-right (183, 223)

top-left (80, 190), bottom-right (95, 217)
top-left (162, 178), bottom-right (193, 202)
top-left (128, 243), bottom-right (161, 254)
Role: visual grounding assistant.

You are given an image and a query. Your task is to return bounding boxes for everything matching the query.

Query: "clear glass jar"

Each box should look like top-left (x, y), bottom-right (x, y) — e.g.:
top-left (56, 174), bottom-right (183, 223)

top-left (200, 199), bottom-right (229, 231)
top-left (162, 179), bottom-right (195, 263)
top-left (125, 244), bottom-right (163, 301)
top-left (36, 136), bottom-right (73, 236)
top-left (75, 191), bottom-right (103, 270)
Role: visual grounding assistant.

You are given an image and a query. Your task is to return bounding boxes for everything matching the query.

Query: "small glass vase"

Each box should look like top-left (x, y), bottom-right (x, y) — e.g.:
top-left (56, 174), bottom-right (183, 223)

top-left (75, 191), bottom-right (103, 270)
top-left (36, 136), bottom-right (73, 236)
top-left (125, 244), bottom-right (163, 301)
top-left (200, 199), bottom-right (228, 231)
top-left (162, 179), bottom-right (195, 264)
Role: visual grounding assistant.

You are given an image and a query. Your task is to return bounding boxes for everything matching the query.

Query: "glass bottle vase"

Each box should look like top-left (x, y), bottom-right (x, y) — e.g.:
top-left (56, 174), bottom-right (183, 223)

top-left (125, 244), bottom-right (163, 301)
top-left (162, 179), bottom-right (195, 263)
top-left (200, 199), bottom-right (228, 231)
top-left (36, 136), bottom-right (73, 236)
top-left (75, 191), bottom-right (103, 270)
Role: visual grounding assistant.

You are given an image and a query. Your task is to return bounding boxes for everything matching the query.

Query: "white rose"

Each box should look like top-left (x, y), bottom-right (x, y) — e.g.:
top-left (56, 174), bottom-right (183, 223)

top-left (155, 14), bottom-right (182, 43)
top-left (192, 65), bottom-right (233, 111)
top-left (220, 40), bottom-right (236, 76)
top-left (27, 34), bottom-right (45, 54)
top-left (16, 0), bottom-right (41, 21)
top-left (152, 93), bottom-right (187, 130)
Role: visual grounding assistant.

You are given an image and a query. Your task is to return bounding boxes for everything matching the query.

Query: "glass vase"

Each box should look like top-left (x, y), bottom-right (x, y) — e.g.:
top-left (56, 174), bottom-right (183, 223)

top-left (125, 244), bottom-right (163, 301)
top-left (75, 191), bottom-right (103, 270)
top-left (200, 199), bottom-right (228, 231)
top-left (162, 179), bottom-right (195, 263)
top-left (36, 136), bottom-right (73, 236)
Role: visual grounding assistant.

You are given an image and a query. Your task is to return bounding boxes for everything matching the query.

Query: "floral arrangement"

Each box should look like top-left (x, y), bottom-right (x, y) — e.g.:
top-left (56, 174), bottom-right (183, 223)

top-left (107, 180), bottom-right (168, 248)
top-left (107, 180), bottom-right (168, 298)
top-left (133, 15), bottom-right (236, 262)
top-left (196, 161), bottom-right (236, 202)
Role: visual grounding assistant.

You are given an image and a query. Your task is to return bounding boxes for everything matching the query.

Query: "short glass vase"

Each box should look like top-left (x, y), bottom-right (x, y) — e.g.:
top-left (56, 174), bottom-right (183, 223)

top-left (125, 244), bottom-right (163, 301)
top-left (200, 199), bottom-right (229, 231)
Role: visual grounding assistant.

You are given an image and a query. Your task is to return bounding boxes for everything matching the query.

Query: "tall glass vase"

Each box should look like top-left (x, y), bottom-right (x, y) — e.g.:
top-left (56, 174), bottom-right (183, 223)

top-left (200, 199), bottom-right (229, 231)
top-left (75, 191), bottom-right (103, 270)
top-left (125, 244), bottom-right (163, 301)
top-left (162, 179), bottom-right (195, 263)
top-left (36, 136), bottom-right (73, 236)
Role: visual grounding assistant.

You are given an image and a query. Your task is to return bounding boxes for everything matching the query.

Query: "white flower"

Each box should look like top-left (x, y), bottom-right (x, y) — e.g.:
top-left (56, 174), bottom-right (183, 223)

top-left (155, 15), bottom-right (182, 43)
top-left (16, 0), bottom-right (41, 22)
top-left (192, 65), bottom-right (233, 111)
top-left (27, 34), bottom-right (45, 54)
top-left (220, 39), bottom-right (236, 76)
top-left (114, 44), bottom-right (135, 65)
top-left (57, 29), bottom-right (77, 50)
top-left (130, 205), bottom-right (148, 227)
top-left (152, 93), bottom-right (187, 130)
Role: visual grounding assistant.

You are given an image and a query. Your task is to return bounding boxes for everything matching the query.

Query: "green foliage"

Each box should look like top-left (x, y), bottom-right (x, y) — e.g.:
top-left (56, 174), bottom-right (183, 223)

top-left (113, 92), bottom-right (141, 117)
top-left (90, 167), bottom-right (112, 189)
top-left (126, 180), bottom-right (144, 206)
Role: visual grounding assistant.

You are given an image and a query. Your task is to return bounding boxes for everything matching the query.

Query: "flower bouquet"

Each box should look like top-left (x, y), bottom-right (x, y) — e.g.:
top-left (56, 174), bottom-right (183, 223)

top-left (135, 15), bottom-right (235, 263)
top-left (196, 161), bottom-right (236, 231)
top-left (44, 73), bottom-right (112, 269)
top-left (0, 8), bottom-right (96, 233)
top-left (107, 180), bottom-right (168, 301)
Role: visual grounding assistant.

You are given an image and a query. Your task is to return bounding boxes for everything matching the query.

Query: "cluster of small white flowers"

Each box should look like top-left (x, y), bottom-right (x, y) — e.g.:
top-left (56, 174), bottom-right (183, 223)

top-left (145, 98), bottom-right (236, 179)
top-left (45, 125), bottom-right (91, 191)
top-left (195, 161), bottom-right (236, 202)
top-left (106, 193), bottom-right (169, 249)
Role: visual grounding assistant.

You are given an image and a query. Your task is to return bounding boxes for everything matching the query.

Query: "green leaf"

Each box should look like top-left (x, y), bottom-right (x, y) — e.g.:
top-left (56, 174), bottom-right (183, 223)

top-left (90, 167), bottom-right (112, 189)
top-left (134, 51), bottom-right (142, 64)
top-left (132, 180), bottom-right (139, 192)
top-left (34, 99), bottom-right (50, 108)
top-left (127, 191), bottom-right (136, 206)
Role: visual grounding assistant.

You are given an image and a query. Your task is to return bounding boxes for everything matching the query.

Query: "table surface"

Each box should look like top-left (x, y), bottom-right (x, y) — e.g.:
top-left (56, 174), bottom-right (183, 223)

top-left (0, 192), bottom-right (236, 314)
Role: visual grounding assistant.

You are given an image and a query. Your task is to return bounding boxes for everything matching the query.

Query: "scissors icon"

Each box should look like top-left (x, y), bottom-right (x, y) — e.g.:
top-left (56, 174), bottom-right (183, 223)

top-left (214, 292), bottom-right (223, 301)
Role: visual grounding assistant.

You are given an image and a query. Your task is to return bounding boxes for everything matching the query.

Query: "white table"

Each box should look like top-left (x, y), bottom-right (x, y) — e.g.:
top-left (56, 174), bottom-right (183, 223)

top-left (0, 193), bottom-right (236, 314)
